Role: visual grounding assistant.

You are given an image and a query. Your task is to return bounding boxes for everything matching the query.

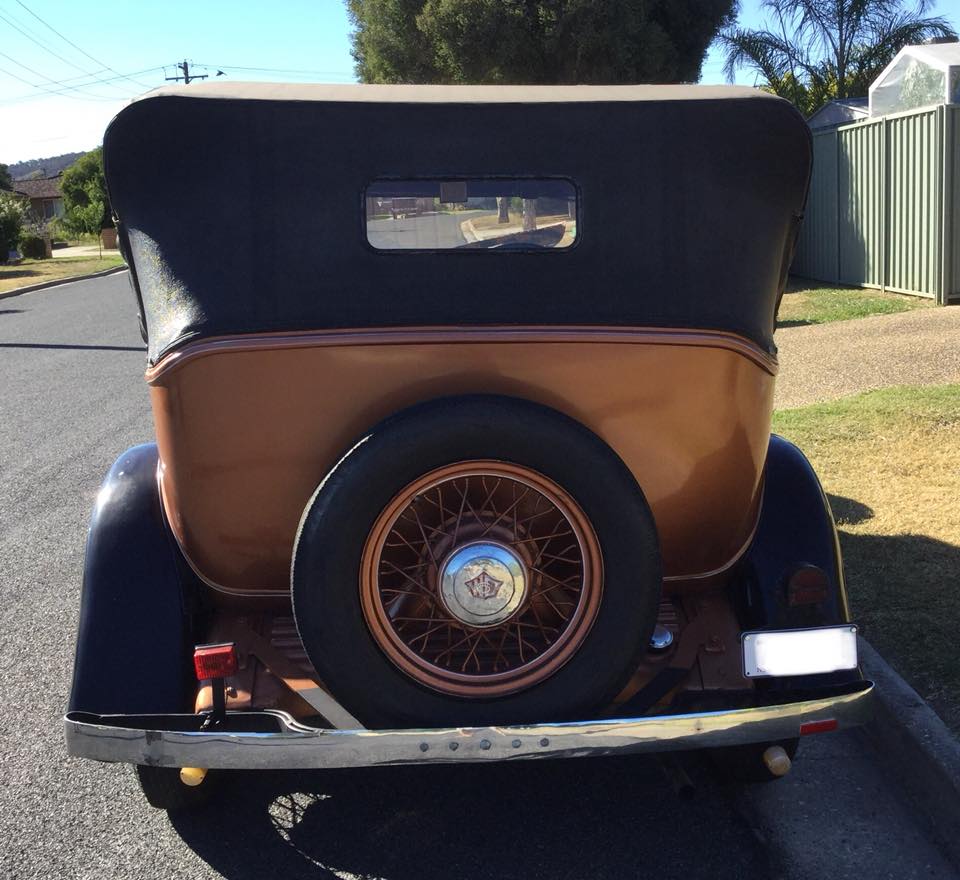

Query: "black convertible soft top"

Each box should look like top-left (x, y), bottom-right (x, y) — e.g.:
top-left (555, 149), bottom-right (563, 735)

top-left (104, 84), bottom-right (811, 363)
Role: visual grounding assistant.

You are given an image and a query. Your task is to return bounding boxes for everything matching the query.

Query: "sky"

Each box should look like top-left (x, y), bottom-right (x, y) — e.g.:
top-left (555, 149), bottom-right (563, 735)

top-left (1, 0), bottom-right (959, 165)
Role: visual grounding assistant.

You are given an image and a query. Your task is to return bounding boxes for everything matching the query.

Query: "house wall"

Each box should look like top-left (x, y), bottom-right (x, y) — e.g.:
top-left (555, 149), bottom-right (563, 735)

top-left (793, 104), bottom-right (959, 303)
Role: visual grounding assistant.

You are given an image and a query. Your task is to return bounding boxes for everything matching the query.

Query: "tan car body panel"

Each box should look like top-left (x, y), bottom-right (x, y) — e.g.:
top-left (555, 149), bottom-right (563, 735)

top-left (147, 327), bottom-right (777, 596)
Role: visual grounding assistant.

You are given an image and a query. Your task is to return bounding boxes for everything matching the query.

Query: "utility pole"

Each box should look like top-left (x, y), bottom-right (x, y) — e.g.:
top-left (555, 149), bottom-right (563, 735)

top-left (165, 60), bottom-right (207, 85)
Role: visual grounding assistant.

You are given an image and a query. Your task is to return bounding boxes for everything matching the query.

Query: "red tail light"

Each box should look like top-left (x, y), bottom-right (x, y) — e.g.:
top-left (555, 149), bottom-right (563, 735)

top-left (787, 565), bottom-right (830, 606)
top-left (799, 718), bottom-right (838, 736)
top-left (193, 643), bottom-right (238, 680)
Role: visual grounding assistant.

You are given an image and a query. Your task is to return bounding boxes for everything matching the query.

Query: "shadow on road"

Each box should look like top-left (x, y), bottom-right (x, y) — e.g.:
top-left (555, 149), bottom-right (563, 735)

top-left (840, 529), bottom-right (960, 734)
top-left (0, 342), bottom-right (146, 352)
top-left (170, 756), bottom-right (773, 879)
top-left (0, 309), bottom-right (24, 315)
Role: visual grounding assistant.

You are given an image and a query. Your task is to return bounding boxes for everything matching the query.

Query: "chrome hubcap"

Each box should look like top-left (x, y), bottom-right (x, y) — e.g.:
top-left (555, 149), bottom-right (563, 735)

top-left (438, 541), bottom-right (528, 628)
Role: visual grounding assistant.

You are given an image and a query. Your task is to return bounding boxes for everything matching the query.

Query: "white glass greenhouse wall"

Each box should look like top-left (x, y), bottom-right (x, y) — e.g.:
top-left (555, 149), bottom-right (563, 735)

top-left (869, 43), bottom-right (960, 117)
top-left (793, 103), bottom-right (960, 304)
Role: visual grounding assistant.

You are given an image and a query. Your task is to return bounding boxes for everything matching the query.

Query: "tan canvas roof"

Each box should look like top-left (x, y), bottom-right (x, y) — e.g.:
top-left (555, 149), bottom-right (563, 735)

top-left (138, 81), bottom-right (773, 105)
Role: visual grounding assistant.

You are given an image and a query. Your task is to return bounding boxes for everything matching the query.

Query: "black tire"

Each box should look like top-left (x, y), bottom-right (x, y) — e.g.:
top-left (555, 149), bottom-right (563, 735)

top-left (292, 395), bottom-right (661, 728)
top-left (710, 738), bottom-right (800, 784)
top-left (134, 764), bottom-right (218, 812)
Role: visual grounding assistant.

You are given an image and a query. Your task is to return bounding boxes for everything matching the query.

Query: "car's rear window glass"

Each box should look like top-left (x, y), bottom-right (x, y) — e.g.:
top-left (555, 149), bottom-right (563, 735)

top-left (365, 179), bottom-right (577, 251)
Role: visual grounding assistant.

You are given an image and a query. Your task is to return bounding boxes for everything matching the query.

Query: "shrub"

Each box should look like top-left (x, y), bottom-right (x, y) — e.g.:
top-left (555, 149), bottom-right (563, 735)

top-left (0, 191), bottom-right (27, 263)
top-left (19, 233), bottom-right (48, 259)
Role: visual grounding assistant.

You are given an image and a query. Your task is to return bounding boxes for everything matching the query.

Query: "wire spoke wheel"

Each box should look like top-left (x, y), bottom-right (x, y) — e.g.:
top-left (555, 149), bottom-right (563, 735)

top-left (360, 461), bottom-right (603, 697)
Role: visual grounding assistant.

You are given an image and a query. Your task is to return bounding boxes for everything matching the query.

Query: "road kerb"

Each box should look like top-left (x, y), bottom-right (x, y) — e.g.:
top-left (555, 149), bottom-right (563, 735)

top-left (858, 637), bottom-right (960, 868)
top-left (0, 265), bottom-right (128, 300)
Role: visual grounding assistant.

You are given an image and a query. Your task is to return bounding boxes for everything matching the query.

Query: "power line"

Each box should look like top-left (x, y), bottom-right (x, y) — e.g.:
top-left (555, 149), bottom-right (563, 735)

top-left (0, 9), bottom-right (109, 83)
top-left (0, 64), bottom-right (163, 104)
top-left (0, 48), bottom-right (127, 99)
top-left (0, 60), bottom-right (115, 102)
top-left (12, 0), bottom-right (154, 89)
top-left (198, 63), bottom-right (355, 79)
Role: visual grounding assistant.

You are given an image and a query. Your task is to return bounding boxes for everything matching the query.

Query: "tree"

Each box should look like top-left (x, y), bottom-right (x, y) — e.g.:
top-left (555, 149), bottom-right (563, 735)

top-left (0, 164), bottom-right (11, 191)
top-left (347, 0), bottom-right (737, 84)
top-left (719, 0), bottom-right (956, 116)
top-left (61, 146), bottom-right (112, 232)
top-left (63, 180), bottom-right (106, 257)
top-left (0, 191), bottom-right (27, 262)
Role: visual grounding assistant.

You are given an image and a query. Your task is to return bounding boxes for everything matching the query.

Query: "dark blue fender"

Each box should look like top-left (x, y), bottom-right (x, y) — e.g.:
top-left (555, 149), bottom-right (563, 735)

top-left (737, 434), bottom-right (850, 631)
top-left (736, 435), bottom-right (859, 693)
top-left (69, 444), bottom-right (197, 714)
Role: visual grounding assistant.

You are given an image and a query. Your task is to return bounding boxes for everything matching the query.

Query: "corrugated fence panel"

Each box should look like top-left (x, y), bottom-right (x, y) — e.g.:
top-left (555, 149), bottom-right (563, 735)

top-left (794, 130), bottom-right (838, 280)
top-left (948, 106), bottom-right (960, 302)
top-left (838, 119), bottom-right (885, 287)
top-left (885, 108), bottom-right (940, 297)
top-left (793, 105), bottom-right (950, 300)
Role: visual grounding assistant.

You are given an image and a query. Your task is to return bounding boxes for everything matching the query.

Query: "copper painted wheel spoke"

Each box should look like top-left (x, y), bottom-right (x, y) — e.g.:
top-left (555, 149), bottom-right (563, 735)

top-left (460, 632), bottom-right (484, 672)
top-left (399, 509), bottom-right (449, 545)
top-left (474, 476), bottom-right (502, 526)
top-left (479, 486), bottom-right (531, 538)
top-left (538, 590), bottom-right (575, 619)
top-left (511, 529), bottom-right (574, 546)
top-left (384, 529), bottom-right (429, 557)
top-left (530, 566), bottom-right (581, 589)
top-left (433, 629), bottom-right (480, 665)
top-left (379, 560), bottom-right (435, 595)
top-left (514, 506), bottom-right (560, 529)
top-left (522, 604), bottom-right (559, 643)
top-left (408, 504), bottom-right (441, 567)
top-left (535, 579), bottom-right (582, 599)
top-left (451, 478), bottom-right (469, 545)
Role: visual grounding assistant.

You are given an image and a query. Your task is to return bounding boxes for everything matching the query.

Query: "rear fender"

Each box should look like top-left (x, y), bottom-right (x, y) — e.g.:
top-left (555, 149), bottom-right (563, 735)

top-left (69, 444), bottom-right (196, 715)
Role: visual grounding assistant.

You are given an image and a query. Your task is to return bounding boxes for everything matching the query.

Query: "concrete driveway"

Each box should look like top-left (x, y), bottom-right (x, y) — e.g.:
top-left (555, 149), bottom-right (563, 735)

top-left (775, 306), bottom-right (960, 409)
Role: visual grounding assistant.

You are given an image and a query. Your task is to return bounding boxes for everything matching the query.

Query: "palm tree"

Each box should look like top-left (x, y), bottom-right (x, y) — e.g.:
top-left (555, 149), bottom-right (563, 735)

top-left (719, 0), bottom-right (956, 115)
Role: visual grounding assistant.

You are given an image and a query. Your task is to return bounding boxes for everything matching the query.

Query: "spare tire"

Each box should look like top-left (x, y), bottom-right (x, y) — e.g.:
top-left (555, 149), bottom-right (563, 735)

top-left (292, 395), bottom-right (661, 728)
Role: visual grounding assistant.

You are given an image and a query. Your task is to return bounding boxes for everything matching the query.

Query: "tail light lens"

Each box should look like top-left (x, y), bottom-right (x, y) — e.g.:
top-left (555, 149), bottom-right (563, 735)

top-left (787, 565), bottom-right (830, 606)
top-left (193, 643), bottom-right (238, 680)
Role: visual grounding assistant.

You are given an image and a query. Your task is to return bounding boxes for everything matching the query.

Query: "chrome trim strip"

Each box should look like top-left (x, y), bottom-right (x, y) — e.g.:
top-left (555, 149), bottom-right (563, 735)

top-left (65, 682), bottom-right (872, 770)
top-left (145, 325), bottom-right (779, 383)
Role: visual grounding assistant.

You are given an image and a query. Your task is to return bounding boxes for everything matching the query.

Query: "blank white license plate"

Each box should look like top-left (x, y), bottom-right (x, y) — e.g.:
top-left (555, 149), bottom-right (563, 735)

top-left (742, 626), bottom-right (858, 678)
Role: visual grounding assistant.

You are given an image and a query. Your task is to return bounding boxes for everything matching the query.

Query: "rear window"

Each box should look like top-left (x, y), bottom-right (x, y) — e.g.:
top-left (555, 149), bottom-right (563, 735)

top-left (365, 178), bottom-right (577, 251)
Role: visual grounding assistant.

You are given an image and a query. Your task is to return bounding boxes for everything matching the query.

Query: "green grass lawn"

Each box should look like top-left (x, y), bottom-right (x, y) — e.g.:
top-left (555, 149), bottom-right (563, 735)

top-left (773, 384), bottom-right (960, 733)
top-left (0, 255), bottom-right (125, 294)
top-left (777, 277), bottom-right (934, 327)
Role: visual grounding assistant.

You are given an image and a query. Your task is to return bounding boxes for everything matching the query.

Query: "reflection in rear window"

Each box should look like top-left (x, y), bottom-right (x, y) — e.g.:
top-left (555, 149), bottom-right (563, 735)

top-left (365, 179), bottom-right (577, 251)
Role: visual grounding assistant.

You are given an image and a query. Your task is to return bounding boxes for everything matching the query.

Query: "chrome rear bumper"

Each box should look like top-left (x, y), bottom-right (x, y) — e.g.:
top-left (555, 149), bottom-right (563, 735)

top-left (65, 681), bottom-right (872, 770)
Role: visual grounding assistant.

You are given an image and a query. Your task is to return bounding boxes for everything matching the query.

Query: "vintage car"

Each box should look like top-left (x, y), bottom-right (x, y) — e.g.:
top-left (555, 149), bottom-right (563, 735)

top-left (66, 83), bottom-right (872, 810)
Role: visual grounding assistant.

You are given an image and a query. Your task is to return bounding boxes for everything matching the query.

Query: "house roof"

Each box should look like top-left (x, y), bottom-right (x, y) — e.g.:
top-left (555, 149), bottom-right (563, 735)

top-left (807, 98), bottom-right (869, 129)
top-left (13, 176), bottom-right (62, 200)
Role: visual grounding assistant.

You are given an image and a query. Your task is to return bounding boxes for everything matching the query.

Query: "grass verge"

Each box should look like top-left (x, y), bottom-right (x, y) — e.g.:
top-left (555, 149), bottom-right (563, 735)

top-left (778, 277), bottom-right (933, 327)
top-left (0, 255), bottom-right (125, 294)
top-left (772, 384), bottom-right (960, 733)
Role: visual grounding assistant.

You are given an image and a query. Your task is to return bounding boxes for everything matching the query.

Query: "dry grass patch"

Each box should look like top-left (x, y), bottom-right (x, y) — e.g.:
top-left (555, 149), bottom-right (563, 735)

top-left (0, 255), bottom-right (125, 294)
top-left (778, 277), bottom-right (933, 327)
top-left (773, 384), bottom-right (960, 732)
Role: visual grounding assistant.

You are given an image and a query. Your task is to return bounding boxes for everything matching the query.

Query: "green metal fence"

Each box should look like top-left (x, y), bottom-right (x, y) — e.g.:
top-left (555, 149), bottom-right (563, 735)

top-left (793, 104), bottom-right (960, 304)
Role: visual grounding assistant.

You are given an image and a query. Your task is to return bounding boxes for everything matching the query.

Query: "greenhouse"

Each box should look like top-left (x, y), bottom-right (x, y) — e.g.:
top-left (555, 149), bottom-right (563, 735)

top-left (869, 41), bottom-right (960, 117)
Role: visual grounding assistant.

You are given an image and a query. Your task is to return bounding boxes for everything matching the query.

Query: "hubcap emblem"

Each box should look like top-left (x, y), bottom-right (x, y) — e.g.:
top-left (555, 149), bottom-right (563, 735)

top-left (439, 542), bottom-right (528, 627)
top-left (465, 569), bottom-right (504, 600)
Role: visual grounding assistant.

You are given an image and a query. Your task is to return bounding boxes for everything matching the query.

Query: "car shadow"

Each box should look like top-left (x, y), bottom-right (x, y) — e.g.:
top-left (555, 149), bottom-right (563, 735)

top-left (0, 308), bottom-right (24, 315)
top-left (827, 494), bottom-right (874, 526)
top-left (837, 528), bottom-right (960, 734)
top-left (170, 755), bottom-right (775, 879)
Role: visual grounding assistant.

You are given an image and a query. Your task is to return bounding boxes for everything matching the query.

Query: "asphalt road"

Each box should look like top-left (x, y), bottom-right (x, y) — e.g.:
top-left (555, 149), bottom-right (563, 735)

top-left (366, 210), bottom-right (485, 249)
top-left (0, 273), bottom-right (956, 879)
